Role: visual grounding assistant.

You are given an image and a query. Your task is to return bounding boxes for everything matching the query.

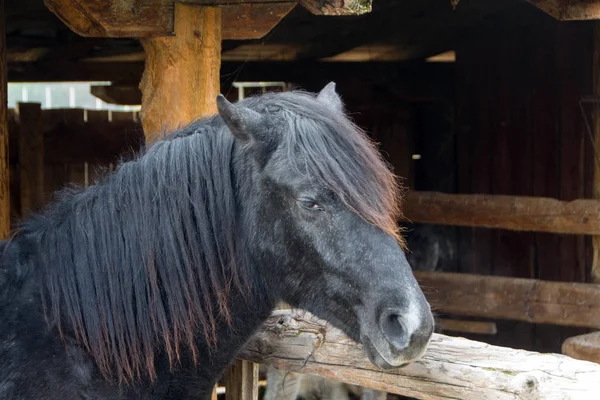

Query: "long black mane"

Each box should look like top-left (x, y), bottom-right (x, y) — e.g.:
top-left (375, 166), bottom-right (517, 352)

top-left (16, 90), bottom-right (403, 384)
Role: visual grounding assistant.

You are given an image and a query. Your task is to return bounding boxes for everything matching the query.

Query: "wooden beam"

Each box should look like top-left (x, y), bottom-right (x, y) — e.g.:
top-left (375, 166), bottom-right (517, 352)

top-left (414, 271), bottom-right (600, 329)
top-left (298, 0), bottom-right (371, 15)
top-left (90, 84), bottom-right (141, 105)
top-left (0, 0), bottom-right (8, 239)
top-left (437, 318), bottom-right (497, 336)
top-left (43, 0), bottom-right (296, 39)
top-left (15, 102), bottom-right (43, 218)
top-left (139, 3), bottom-right (221, 142)
top-left (403, 191), bottom-right (600, 235)
top-left (224, 359), bottom-right (259, 400)
top-left (525, 0), bottom-right (600, 20)
top-left (238, 309), bottom-right (600, 399)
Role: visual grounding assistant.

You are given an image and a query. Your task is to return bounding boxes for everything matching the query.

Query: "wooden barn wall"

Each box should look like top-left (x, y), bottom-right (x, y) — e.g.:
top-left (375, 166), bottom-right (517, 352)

top-left (436, 7), bottom-right (595, 353)
top-left (7, 108), bottom-right (145, 224)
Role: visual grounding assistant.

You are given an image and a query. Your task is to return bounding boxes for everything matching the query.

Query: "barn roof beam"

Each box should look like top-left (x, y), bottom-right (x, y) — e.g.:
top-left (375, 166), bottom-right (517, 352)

top-left (525, 0), bottom-right (600, 20)
top-left (43, 0), bottom-right (372, 40)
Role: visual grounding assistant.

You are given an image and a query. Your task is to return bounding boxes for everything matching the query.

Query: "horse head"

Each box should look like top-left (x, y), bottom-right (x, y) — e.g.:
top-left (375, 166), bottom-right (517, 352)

top-left (216, 83), bottom-right (434, 369)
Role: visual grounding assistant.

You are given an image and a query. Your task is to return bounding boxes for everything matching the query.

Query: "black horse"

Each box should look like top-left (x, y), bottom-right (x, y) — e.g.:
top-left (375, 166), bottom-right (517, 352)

top-left (0, 83), bottom-right (434, 399)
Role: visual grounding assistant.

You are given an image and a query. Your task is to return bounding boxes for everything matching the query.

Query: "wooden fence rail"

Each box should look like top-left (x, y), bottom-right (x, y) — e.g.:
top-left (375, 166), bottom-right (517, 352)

top-left (239, 309), bottom-right (600, 400)
top-left (415, 271), bottom-right (600, 329)
top-left (403, 191), bottom-right (600, 235)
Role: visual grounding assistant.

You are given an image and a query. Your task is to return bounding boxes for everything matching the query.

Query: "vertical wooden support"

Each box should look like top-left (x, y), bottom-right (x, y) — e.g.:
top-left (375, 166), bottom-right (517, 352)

top-left (139, 3), bottom-right (222, 143)
top-left (224, 360), bottom-right (259, 400)
top-left (0, 0), bottom-right (8, 239)
top-left (593, 21), bottom-right (600, 283)
top-left (562, 21), bottom-right (600, 364)
top-left (16, 102), bottom-right (43, 217)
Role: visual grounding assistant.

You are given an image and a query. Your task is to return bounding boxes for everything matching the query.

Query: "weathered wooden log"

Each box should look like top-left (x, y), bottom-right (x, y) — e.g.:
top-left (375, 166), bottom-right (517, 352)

top-left (43, 0), bottom-right (296, 39)
top-left (139, 3), bottom-right (221, 142)
top-left (0, 0), bottom-right (8, 239)
top-left (403, 191), bottom-right (600, 235)
top-left (562, 332), bottom-right (600, 364)
top-left (414, 271), bottom-right (600, 329)
top-left (238, 309), bottom-right (600, 400)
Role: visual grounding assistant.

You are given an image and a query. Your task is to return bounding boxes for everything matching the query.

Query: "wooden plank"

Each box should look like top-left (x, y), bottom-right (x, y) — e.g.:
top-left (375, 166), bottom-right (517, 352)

top-left (562, 332), bottom-right (600, 364)
top-left (238, 309), bottom-right (600, 400)
top-left (437, 319), bottom-right (497, 336)
top-left (224, 359), bottom-right (259, 400)
top-left (44, 0), bottom-right (296, 39)
top-left (0, 0), bottom-right (8, 239)
top-left (525, 0), bottom-right (600, 20)
top-left (403, 191), bottom-right (600, 235)
top-left (139, 4), bottom-right (221, 142)
top-left (415, 271), bottom-right (600, 330)
top-left (15, 102), bottom-right (43, 218)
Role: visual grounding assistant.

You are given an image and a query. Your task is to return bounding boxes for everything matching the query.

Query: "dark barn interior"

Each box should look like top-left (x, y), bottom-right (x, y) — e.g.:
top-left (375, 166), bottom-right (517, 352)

top-left (3, 0), bottom-right (600, 398)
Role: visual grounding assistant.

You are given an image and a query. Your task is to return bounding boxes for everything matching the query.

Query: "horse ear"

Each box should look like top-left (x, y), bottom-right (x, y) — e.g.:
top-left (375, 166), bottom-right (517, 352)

top-left (316, 81), bottom-right (343, 112)
top-left (216, 94), bottom-right (263, 142)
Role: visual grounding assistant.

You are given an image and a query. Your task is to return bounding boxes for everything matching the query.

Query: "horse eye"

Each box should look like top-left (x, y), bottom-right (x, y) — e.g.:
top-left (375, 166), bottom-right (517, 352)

top-left (299, 199), bottom-right (323, 211)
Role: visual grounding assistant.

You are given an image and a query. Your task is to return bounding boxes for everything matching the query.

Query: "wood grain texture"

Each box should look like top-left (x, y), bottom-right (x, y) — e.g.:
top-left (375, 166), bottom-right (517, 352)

top-left (0, 0), bottom-right (8, 239)
top-left (139, 4), bottom-right (221, 142)
top-left (562, 332), bottom-right (600, 364)
top-left (238, 309), bottom-right (600, 400)
top-left (43, 0), bottom-right (296, 39)
top-left (415, 271), bottom-right (600, 329)
top-left (224, 359), bottom-right (259, 400)
top-left (403, 191), bottom-right (600, 235)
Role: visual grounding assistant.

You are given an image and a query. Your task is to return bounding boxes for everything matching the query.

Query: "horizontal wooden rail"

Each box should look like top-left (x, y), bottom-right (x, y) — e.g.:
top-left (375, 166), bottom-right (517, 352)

top-left (239, 310), bottom-right (600, 400)
top-left (415, 271), bottom-right (600, 329)
top-left (403, 191), bottom-right (600, 235)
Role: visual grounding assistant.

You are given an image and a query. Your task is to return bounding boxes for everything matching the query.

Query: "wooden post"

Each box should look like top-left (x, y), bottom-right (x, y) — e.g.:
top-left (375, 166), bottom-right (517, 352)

top-left (592, 21), bottom-right (600, 283)
top-left (139, 3), bottom-right (221, 143)
top-left (562, 21), bottom-right (600, 364)
top-left (138, 3), bottom-right (258, 396)
top-left (16, 102), bottom-right (43, 217)
top-left (224, 360), bottom-right (259, 400)
top-left (0, 0), bottom-right (9, 239)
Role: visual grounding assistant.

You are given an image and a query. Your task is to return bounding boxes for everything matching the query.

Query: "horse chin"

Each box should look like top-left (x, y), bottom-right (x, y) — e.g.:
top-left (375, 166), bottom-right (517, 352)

top-left (360, 333), bottom-right (426, 370)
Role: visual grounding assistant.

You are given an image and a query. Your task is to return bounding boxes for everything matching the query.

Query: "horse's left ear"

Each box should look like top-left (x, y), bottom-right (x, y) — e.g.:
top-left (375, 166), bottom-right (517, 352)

top-left (216, 94), bottom-right (263, 142)
top-left (317, 81), bottom-right (344, 112)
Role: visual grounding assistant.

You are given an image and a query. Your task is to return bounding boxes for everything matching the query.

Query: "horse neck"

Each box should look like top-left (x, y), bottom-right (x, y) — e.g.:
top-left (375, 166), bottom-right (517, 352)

top-left (19, 128), bottom-right (274, 382)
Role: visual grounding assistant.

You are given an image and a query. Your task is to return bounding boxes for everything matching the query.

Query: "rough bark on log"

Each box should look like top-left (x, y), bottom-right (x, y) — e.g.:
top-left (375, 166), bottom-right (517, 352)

top-left (403, 191), bottom-right (600, 235)
top-left (0, 0), bottom-right (8, 239)
top-left (238, 309), bottom-right (600, 400)
top-left (414, 271), bottom-right (600, 329)
top-left (139, 3), bottom-right (221, 142)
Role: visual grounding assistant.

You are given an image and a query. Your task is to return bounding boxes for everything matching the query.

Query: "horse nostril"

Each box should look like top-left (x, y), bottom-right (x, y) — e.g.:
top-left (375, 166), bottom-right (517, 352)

top-left (379, 309), bottom-right (410, 351)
